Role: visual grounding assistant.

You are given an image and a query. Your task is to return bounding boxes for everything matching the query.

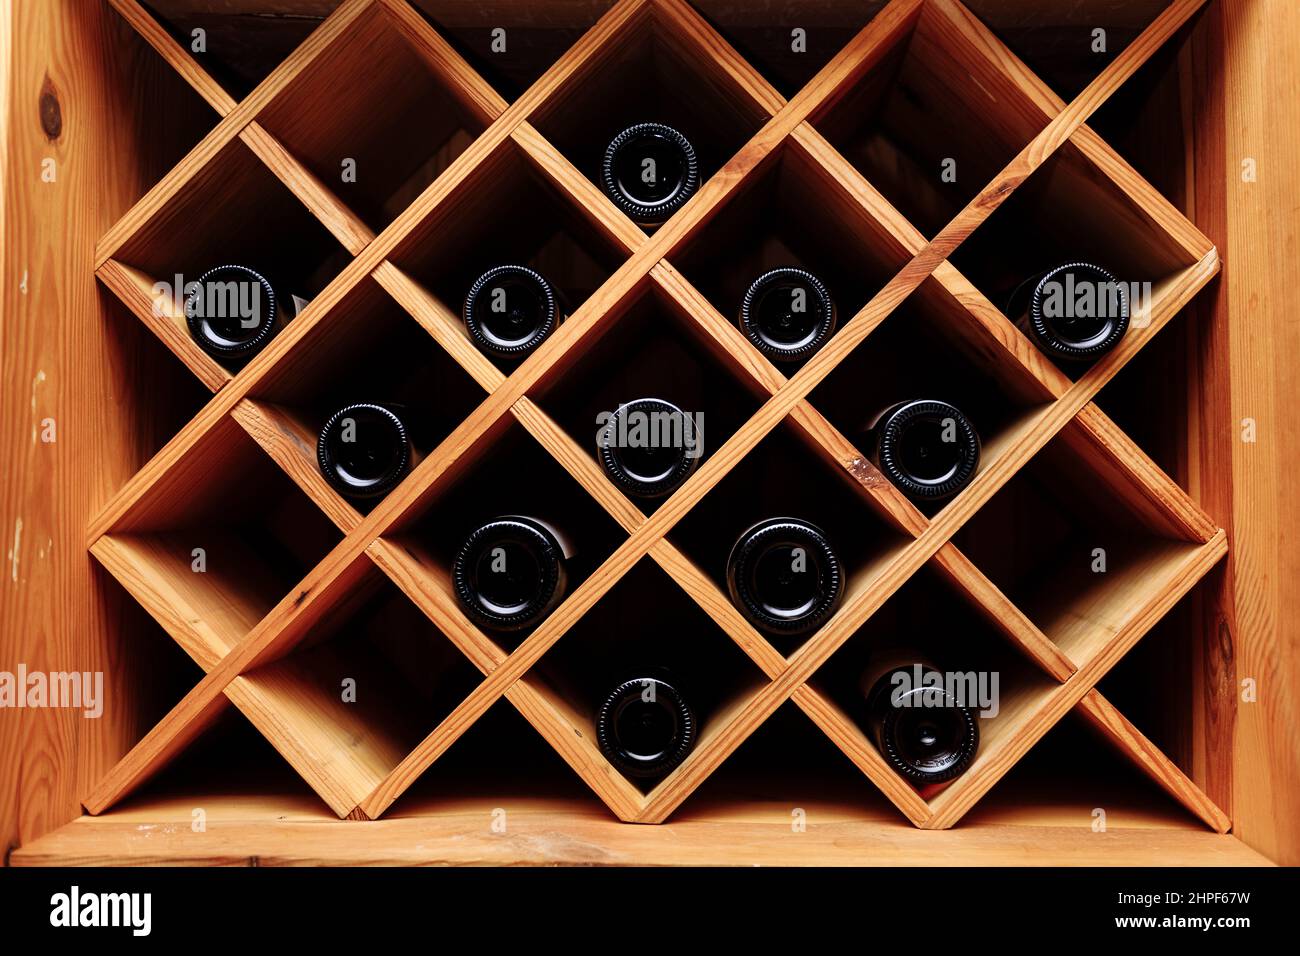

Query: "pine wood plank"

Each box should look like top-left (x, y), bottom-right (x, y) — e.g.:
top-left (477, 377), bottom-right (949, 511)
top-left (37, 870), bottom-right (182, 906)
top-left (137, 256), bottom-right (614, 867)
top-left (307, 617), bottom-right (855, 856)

top-left (375, 0), bottom-right (508, 125)
top-left (1078, 689), bottom-right (1231, 833)
top-left (225, 643), bottom-right (430, 819)
top-left (648, 259), bottom-right (785, 396)
top-left (792, 683), bottom-right (934, 827)
top-left (1177, 4), bottom-right (1236, 832)
top-left (1214, 0), bottom-right (1300, 866)
top-left (787, 122), bottom-right (928, 255)
top-left (13, 792), bottom-right (1273, 867)
top-left (784, 399), bottom-right (928, 537)
top-left (95, 0), bottom-right (377, 266)
top-left (89, 533), bottom-right (268, 672)
top-left (502, 677), bottom-right (649, 822)
top-left (652, 0), bottom-right (786, 117)
top-left (107, 0), bottom-right (236, 114)
top-left (648, 537), bottom-right (786, 678)
top-left (366, 537), bottom-right (504, 673)
top-left (240, 121), bottom-right (375, 254)
top-left (932, 542), bottom-right (1077, 682)
top-left (509, 396), bottom-right (644, 534)
top-left (1067, 404), bottom-right (1218, 544)
top-left (924, 531), bottom-right (1227, 829)
top-left (230, 398), bottom-right (361, 535)
top-left (79, 539), bottom-right (376, 814)
top-left (371, 261), bottom-right (506, 393)
top-left (96, 259), bottom-right (230, 392)
top-left (891, 0), bottom-right (1215, 271)
top-left (72, 0), bottom-right (1238, 840)
top-left (511, 121), bottom-right (644, 255)
top-left (0, 0), bottom-right (261, 850)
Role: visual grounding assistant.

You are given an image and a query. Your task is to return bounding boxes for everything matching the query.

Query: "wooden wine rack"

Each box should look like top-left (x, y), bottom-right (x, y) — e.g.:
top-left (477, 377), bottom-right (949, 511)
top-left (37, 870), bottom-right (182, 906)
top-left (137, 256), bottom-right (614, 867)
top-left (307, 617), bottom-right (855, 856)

top-left (8, 0), bottom-right (1298, 866)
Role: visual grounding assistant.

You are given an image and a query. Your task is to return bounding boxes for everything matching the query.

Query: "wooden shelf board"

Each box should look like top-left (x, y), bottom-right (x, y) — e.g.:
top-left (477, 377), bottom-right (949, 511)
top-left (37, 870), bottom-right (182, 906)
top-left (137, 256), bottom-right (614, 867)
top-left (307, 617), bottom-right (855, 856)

top-left (18, 790), bottom-right (1271, 867)
top-left (73, 0), bottom-right (1239, 841)
top-left (231, 399), bottom-right (362, 535)
top-left (108, 0), bottom-right (236, 115)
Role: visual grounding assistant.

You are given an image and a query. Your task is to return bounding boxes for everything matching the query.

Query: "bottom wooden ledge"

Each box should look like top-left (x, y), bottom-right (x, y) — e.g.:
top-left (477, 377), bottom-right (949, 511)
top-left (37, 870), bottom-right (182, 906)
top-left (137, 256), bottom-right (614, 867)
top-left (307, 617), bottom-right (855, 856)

top-left (11, 790), bottom-right (1273, 867)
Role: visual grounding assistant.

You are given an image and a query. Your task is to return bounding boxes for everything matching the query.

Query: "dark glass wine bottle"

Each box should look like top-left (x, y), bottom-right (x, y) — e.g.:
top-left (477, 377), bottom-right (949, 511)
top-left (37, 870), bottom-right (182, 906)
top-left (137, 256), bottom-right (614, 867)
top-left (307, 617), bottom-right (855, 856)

top-left (598, 398), bottom-right (700, 499)
top-left (739, 267), bottom-right (837, 363)
top-left (452, 516), bottom-right (570, 632)
top-left (1005, 261), bottom-right (1130, 362)
top-left (463, 264), bottom-right (563, 360)
top-left (725, 517), bottom-right (843, 636)
top-left (861, 653), bottom-right (979, 784)
top-left (317, 402), bottom-right (418, 502)
top-left (601, 122), bottom-right (699, 227)
top-left (596, 669), bottom-right (696, 779)
top-left (184, 264), bottom-right (305, 363)
top-left (866, 399), bottom-right (980, 502)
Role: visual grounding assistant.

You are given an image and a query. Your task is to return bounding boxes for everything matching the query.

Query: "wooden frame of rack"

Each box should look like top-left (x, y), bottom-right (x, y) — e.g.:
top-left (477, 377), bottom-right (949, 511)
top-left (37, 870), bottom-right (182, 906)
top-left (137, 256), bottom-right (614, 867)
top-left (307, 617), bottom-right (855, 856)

top-left (2, 0), bottom-right (1296, 866)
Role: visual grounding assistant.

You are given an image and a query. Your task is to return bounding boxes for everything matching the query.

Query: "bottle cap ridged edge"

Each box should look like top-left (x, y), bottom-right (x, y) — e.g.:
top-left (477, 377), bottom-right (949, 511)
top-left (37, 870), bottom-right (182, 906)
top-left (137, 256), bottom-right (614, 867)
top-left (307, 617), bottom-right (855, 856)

top-left (451, 517), bottom-right (563, 631)
top-left (316, 403), bottom-right (411, 501)
top-left (463, 264), bottom-right (559, 357)
top-left (600, 123), bottom-right (700, 224)
top-left (727, 518), bottom-right (844, 635)
top-left (184, 264), bottom-right (279, 357)
top-left (739, 266), bottom-right (836, 362)
top-left (876, 400), bottom-right (980, 501)
top-left (1027, 261), bottom-right (1130, 360)
top-left (598, 398), bottom-right (699, 498)
top-left (596, 677), bottom-right (696, 779)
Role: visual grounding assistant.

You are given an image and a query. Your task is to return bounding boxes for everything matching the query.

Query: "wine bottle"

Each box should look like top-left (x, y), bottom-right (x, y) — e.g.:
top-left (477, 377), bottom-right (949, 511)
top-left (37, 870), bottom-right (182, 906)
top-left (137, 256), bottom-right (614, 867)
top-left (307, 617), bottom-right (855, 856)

top-left (1005, 261), bottom-right (1130, 362)
top-left (184, 264), bottom-right (305, 363)
top-left (726, 517), bottom-right (843, 636)
top-left (866, 399), bottom-right (980, 502)
top-left (861, 652), bottom-right (979, 784)
top-left (596, 669), bottom-right (696, 779)
top-left (598, 398), bottom-right (700, 499)
top-left (601, 122), bottom-right (699, 227)
top-left (463, 264), bottom-right (563, 360)
top-left (739, 267), bottom-right (837, 363)
top-left (317, 402), bottom-right (418, 502)
top-left (452, 516), bottom-right (570, 632)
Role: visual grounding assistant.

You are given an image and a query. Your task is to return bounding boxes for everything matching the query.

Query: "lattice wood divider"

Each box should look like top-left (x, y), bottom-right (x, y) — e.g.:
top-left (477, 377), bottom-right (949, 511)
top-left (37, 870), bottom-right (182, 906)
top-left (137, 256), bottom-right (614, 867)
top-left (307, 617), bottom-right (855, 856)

top-left (86, 0), bottom-right (1229, 829)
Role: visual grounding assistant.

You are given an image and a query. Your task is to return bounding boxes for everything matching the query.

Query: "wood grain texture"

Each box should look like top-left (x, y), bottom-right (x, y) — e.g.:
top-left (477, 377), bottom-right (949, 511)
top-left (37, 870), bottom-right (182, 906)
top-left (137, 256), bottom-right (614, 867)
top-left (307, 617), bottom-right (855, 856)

top-left (239, 121), bottom-right (374, 254)
top-left (230, 398), bottom-right (361, 534)
top-left (925, 531), bottom-right (1227, 829)
top-left (107, 0), bottom-right (236, 114)
top-left (1217, 0), bottom-right (1300, 867)
top-left (95, 0), bottom-right (376, 266)
top-left (0, 0), bottom-right (231, 852)
top-left (932, 542), bottom-right (1077, 681)
top-left (11, 790), bottom-right (1272, 867)
top-left (96, 259), bottom-right (230, 392)
top-left (7, 0), bottom-right (1279, 862)
top-left (1078, 689), bottom-right (1230, 832)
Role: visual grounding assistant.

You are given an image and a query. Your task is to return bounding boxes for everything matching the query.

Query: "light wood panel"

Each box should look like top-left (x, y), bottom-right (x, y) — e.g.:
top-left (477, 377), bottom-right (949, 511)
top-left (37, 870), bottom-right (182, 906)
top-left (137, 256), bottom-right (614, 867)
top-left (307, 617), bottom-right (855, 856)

top-left (12, 789), bottom-right (1272, 866)
top-left (0, 0), bottom-right (228, 853)
top-left (6, 0), bottom-right (1285, 865)
top-left (1217, 0), bottom-right (1300, 867)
